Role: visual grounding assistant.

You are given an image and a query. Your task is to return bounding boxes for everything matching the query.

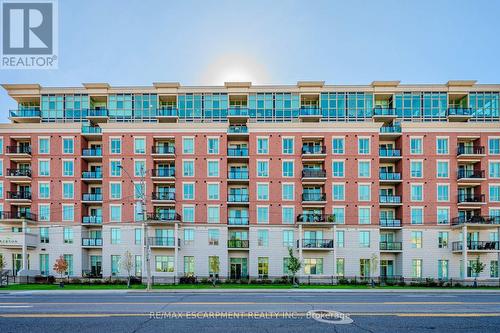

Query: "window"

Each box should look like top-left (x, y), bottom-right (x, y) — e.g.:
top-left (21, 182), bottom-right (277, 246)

top-left (257, 183), bottom-right (269, 200)
top-left (282, 160), bottom-right (294, 177)
top-left (207, 137), bottom-right (219, 154)
top-left (258, 257), bottom-right (269, 278)
top-left (282, 138), bottom-right (294, 154)
top-left (358, 161), bottom-right (370, 178)
top-left (332, 138), bottom-right (345, 154)
top-left (358, 138), bottom-right (370, 154)
top-left (257, 160), bottom-right (269, 177)
top-left (490, 185), bottom-right (500, 202)
top-left (489, 138), bottom-right (500, 155)
top-left (62, 138), bottom-right (74, 154)
top-left (207, 206), bottom-right (220, 223)
top-left (134, 160), bottom-right (146, 177)
top-left (411, 207), bottom-right (423, 225)
top-left (111, 255), bottom-right (121, 275)
top-left (184, 256), bottom-right (195, 276)
top-left (155, 256), bottom-right (174, 272)
top-left (209, 256), bottom-right (220, 275)
top-left (438, 260), bottom-right (449, 279)
top-left (437, 184), bottom-right (449, 202)
top-left (135, 229), bottom-right (142, 245)
top-left (184, 228), bottom-right (194, 245)
top-left (207, 160), bottom-right (219, 177)
top-left (411, 259), bottom-right (423, 278)
top-left (183, 183), bottom-right (195, 200)
top-left (489, 161), bottom-right (500, 178)
top-left (38, 182), bottom-right (50, 199)
top-left (63, 227), bottom-right (73, 244)
top-left (258, 230), bottom-right (269, 247)
top-left (40, 254), bottom-right (49, 275)
top-left (438, 231), bottom-right (449, 248)
top-left (283, 230), bottom-right (294, 247)
top-left (436, 160), bottom-right (449, 178)
top-left (64, 254), bottom-right (74, 276)
top-left (38, 160), bottom-right (50, 176)
top-left (436, 138), bottom-right (449, 155)
top-left (134, 182), bottom-right (145, 200)
top-left (208, 229), bottom-right (219, 246)
top-left (110, 205), bottom-right (122, 222)
top-left (39, 137), bottom-right (50, 154)
top-left (332, 183), bottom-right (345, 201)
top-left (336, 258), bottom-right (345, 277)
top-left (110, 138), bottom-right (121, 154)
top-left (110, 160), bottom-right (121, 177)
top-left (110, 183), bottom-right (121, 199)
top-left (257, 137), bottom-right (269, 154)
top-left (358, 184), bottom-right (371, 201)
top-left (332, 161), bottom-right (345, 177)
top-left (134, 137), bottom-right (146, 154)
top-left (358, 207), bottom-right (371, 224)
top-left (39, 204), bottom-right (50, 221)
top-left (182, 205), bottom-right (195, 223)
top-left (411, 184), bottom-right (423, 201)
top-left (257, 206), bottom-right (269, 224)
top-left (410, 160), bottom-right (423, 178)
top-left (411, 231), bottom-right (422, 248)
top-left (111, 228), bottom-right (121, 244)
top-left (410, 137), bottom-right (423, 154)
top-left (359, 231), bottom-right (370, 247)
top-left (282, 183), bottom-right (294, 201)
top-left (182, 137), bottom-right (194, 154)
top-left (283, 258), bottom-right (291, 275)
top-left (304, 258), bottom-right (323, 275)
top-left (62, 160), bottom-right (74, 176)
top-left (333, 207), bottom-right (345, 224)
top-left (437, 207), bottom-right (450, 224)
top-left (336, 230), bottom-right (344, 248)
top-left (207, 183), bottom-right (220, 200)
top-left (491, 261), bottom-right (499, 278)
top-left (183, 160), bottom-right (194, 177)
top-left (62, 182), bottom-right (74, 199)
top-left (62, 205), bottom-right (74, 221)
top-left (282, 206), bottom-right (294, 224)
top-left (360, 259), bottom-right (370, 278)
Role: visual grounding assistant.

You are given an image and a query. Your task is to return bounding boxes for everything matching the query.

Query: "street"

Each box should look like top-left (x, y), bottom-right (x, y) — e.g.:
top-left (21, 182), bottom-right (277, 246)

top-left (0, 290), bottom-right (500, 332)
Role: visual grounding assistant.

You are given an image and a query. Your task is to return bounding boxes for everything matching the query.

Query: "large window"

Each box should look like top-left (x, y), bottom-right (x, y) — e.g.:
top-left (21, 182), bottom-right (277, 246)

top-left (469, 92), bottom-right (499, 118)
top-left (411, 231), bottom-right (423, 248)
top-left (412, 259), bottom-right (423, 278)
top-left (359, 231), bottom-right (370, 247)
top-left (304, 258), bottom-right (323, 275)
top-left (155, 256), bottom-right (174, 272)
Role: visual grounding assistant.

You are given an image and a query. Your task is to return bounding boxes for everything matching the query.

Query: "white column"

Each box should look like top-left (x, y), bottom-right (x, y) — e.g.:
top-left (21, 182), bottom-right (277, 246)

top-left (21, 220), bottom-right (28, 274)
top-left (298, 224), bottom-right (303, 275)
top-left (332, 224), bottom-right (337, 280)
top-left (462, 225), bottom-right (468, 279)
top-left (174, 223), bottom-right (179, 284)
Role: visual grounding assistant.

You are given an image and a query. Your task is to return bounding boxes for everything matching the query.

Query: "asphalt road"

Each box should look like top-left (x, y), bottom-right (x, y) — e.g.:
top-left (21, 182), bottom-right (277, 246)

top-left (1, 290), bottom-right (500, 332)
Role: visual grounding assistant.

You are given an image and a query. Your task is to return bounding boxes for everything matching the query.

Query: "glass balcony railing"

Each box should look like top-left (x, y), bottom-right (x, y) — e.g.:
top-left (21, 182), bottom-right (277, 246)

top-left (447, 107), bottom-right (472, 116)
top-left (228, 125), bottom-right (248, 134)
top-left (228, 107), bottom-right (249, 116)
top-left (10, 109), bottom-right (41, 117)
top-left (82, 193), bottom-right (103, 201)
top-left (380, 242), bottom-right (402, 251)
top-left (296, 214), bottom-right (335, 223)
top-left (227, 148), bottom-right (249, 157)
top-left (82, 238), bottom-right (103, 247)
top-left (299, 107), bottom-right (321, 116)
top-left (82, 148), bottom-right (102, 157)
top-left (373, 107), bottom-right (396, 116)
top-left (152, 145), bottom-right (175, 154)
top-left (452, 241), bottom-right (499, 251)
top-left (227, 239), bottom-right (249, 248)
top-left (82, 171), bottom-right (103, 179)
top-left (379, 126), bottom-right (401, 134)
top-left (302, 169), bottom-right (327, 178)
top-left (379, 219), bottom-right (402, 227)
top-left (379, 148), bottom-right (401, 157)
top-left (302, 146), bottom-right (326, 155)
top-left (451, 216), bottom-right (500, 226)
top-left (149, 237), bottom-right (176, 246)
top-left (379, 172), bottom-right (401, 181)
top-left (299, 239), bottom-right (334, 248)
top-left (81, 126), bottom-right (102, 134)
top-left (228, 193), bottom-right (249, 202)
top-left (151, 168), bottom-right (175, 177)
top-left (301, 193), bottom-right (326, 202)
top-left (157, 107), bottom-right (178, 117)
top-left (228, 169), bottom-right (249, 179)
top-left (87, 109), bottom-right (108, 117)
top-left (147, 212), bottom-right (181, 221)
top-left (228, 217), bottom-right (249, 225)
top-left (379, 195), bottom-right (401, 204)
top-left (152, 191), bottom-right (175, 201)
top-left (82, 216), bottom-right (103, 224)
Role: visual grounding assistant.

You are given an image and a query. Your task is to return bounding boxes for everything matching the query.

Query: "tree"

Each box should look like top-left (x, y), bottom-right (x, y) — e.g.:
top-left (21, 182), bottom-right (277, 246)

top-left (470, 256), bottom-right (485, 288)
top-left (0, 255), bottom-right (5, 287)
top-left (120, 250), bottom-right (134, 288)
top-left (53, 256), bottom-right (68, 287)
top-left (370, 254), bottom-right (379, 288)
top-left (287, 247), bottom-right (302, 287)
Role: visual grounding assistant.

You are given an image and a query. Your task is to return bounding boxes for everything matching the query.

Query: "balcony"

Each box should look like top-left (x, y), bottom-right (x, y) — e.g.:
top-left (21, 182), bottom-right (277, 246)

top-left (379, 172), bottom-right (402, 183)
top-left (82, 238), bottom-right (103, 247)
top-left (301, 145), bottom-right (326, 158)
top-left (228, 170), bottom-right (249, 181)
top-left (457, 146), bottom-right (485, 157)
top-left (6, 191), bottom-right (31, 201)
top-left (228, 217), bottom-right (249, 226)
top-left (379, 195), bottom-right (402, 206)
top-left (227, 107), bottom-right (249, 119)
top-left (81, 126), bottom-right (102, 139)
top-left (152, 145), bottom-right (175, 155)
top-left (379, 148), bottom-right (401, 161)
top-left (6, 168), bottom-right (31, 180)
top-left (152, 191), bottom-right (175, 201)
top-left (157, 107), bottom-right (178, 122)
top-left (227, 193), bottom-right (249, 204)
top-left (227, 148), bottom-right (249, 158)
top-left (9, 109), bottom-right (41, 123)
top-left (227, 125), bottom-right (248, 136)
top-left (81, 171), bottom-right (103, 183)
top-left (6, 145), bottom-right (31, 156)
top-left (379, 219), bottom-right (402, 228)
top-left (379, 126), bottom-right (402, 138)
top-left (452, 241), bottom-right (499, 252)
top-left (447, 108), bottom-right (472, 122)
top-left (149, 237), bottom-right (178, 248)
top-left (82, 216), bottom-right (103, 225)
top-left (299, 107), bottom-right (321, 121)
top-left (82, 193), bottom-right (103, 202)
top-left (146, 212), bottom-right (181, 222)
top-left (302, 169), bottom-right (327, 180)
top-left (299, 239), bottom-right (334, 249)
top-left (301, 193), bottom-right (327, 203)
top-left (373, 107), bottom-right (397, 122)
top-left (296, 214), bottom-right (336, 225)
top-left (457, 194), bottom-right (485, 205)
top-left (151, 168), bottom-right (175, 179)
top-left (82, 148), bottom-right (102, 160)
top-left (0, 211), bottom-right (37, 222)
top-left (227, 239), bottom-right (249, 249)
top-left (87, 108), bottom-right (109, 122)
top-left (457, 170), bottom-right (485, 182)
top-left (451, 216), bottom-right (500, 226)
top-left (380, 241), bottom-right (402, 251)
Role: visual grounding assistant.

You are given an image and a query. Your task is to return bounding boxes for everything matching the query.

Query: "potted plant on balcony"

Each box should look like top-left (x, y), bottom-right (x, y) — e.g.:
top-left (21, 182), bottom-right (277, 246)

top-left (53, 256), bottom-right (68, 288)
top-left (287, 248), bottom-right (302, 288)
top-left (327, 215), bottom-right (335, 223)
top-left (470, 256), bottom-right (485, 288)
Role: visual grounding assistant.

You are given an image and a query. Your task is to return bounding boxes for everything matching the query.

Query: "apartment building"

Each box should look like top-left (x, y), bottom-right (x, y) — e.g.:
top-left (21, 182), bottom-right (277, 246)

top-left (0, 80), bottom-right (499, 282)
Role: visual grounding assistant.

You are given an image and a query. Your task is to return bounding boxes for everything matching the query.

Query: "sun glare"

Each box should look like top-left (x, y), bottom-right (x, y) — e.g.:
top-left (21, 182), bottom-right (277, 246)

top-left (199, 54), bottom-right (271, 85)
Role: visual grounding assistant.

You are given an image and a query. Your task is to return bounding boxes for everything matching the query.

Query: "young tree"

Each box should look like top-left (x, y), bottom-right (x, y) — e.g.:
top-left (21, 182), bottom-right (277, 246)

top-left (370, 254), bottom-right (379, 288)
top-left (53, 256), bottom-right (68, 287)
top-left (470, 256), bottom-right (486, 288)
top-left (287, 247), bottom-right (302, 287)
top-left (120, 250), bottom-right (134, 288)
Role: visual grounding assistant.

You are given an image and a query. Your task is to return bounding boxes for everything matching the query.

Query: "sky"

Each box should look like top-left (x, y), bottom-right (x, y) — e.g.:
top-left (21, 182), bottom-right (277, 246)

top-left (1, 0), bottom-right (500, 121)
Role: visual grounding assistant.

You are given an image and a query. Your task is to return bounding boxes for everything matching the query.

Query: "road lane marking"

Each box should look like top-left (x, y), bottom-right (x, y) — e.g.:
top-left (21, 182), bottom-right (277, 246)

top-left (1, 301), bottom-right (500, 305)
top-left (0, 305), bottom-right (33, 308)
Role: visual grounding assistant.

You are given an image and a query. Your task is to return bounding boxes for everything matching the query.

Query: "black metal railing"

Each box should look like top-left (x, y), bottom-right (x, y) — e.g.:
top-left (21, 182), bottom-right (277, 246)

top-left (82, 238), bottom-right (103, 247)
top-left (82, 193), bottom-right (103, 201)
top-left (151, 168), bottom-right (175, 177)
top-left (7, 191), bottom-right (31, 200)
top-left (379, 172), bottom-right (401, 181)
top-left (227, 148), bottom-right (249, 157)
top-left (379, 148), bottom-right (401, 157)
top-left (82, 171), bottom-right (103, 179)
top-left (7, 168), bottom-right (31, 177)
top-left (228, 217), bottom-right (249, 225)
top-left (452, 241), bottom-right (500, 251)
top-left (380, 242), bottom-right (402, 251)
top-left (152, 191), bottom-right (176, 201)
top-left (302, 169), bottom-right (327, 178)
top-left (149, 237), bottom-right (176, 246)
top-left (373, 107), bottom-right (396, 116)
top-left (302, 193), bottom-right (326, 201)
top-left (379, 195), bottom-right (401, 204)
top-left (451, 216), bottom-right (500, 226)
top-left (82, 148), bottom-right (102, 157)
top-left (228, 239), bottom-right (249, 248)
top-left (379, 219), bottom-right (402, 227)
top-left (457, 194), bottom-right (485, 203)
top-left (6, 145), bottom-right (31, 154)
top-left (228, 193), bottom-right (249, 202)
top-left (82, 216), bottom-right (103, 224)
top-left (457, 169), bottom-right (485, 179)
top-left (147, 212), bottom-right (181, 221)
top-left (228, 170), bottom-right (249, 179)
top-left (302, 145), bottom-right (326, 155)
top-left (457, 146), bottom-right (485, 156)
top-left (447, 107), bottom-right (472, 116)
top-left (296, 214), bottom-right (335, 223)
top-left (152, 145), bottom-right (175, 154)
top-left (0, 211), bottom-right (37, 221)
top-left (300, 239), bottom-right (334, 248)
